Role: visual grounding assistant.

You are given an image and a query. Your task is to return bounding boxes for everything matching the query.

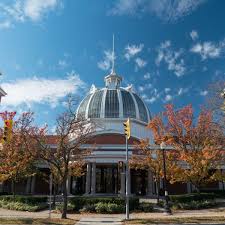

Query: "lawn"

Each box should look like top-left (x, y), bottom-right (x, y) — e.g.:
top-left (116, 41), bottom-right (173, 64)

top-left (124, 216), bottom-right (225, 224)
top-left (0, 218), bottom-right (78, 225)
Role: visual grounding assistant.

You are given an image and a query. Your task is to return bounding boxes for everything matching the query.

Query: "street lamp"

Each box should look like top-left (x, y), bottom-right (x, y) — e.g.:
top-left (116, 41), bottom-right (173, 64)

top-left (160, 141), bottom-right (172, 215)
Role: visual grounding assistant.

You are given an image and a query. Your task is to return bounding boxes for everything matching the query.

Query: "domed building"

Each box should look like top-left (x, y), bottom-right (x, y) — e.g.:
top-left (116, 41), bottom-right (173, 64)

top-left (69, 68), bottom-right (155, 196)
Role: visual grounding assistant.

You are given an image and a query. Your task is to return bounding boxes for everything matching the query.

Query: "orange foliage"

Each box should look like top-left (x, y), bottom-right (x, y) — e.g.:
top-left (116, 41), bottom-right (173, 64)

top-left (147, 104), bottom-right (225, 190)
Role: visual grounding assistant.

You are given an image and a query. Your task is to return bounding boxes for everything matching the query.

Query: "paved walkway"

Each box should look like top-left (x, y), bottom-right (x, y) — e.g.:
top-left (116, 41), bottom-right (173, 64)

top-left (76, 215), bottom-right (122, 225)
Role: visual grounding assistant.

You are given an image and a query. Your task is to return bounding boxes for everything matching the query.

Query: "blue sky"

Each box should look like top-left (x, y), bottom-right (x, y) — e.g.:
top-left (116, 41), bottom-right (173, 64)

top-left (0, 0), bottom-right (224, 132)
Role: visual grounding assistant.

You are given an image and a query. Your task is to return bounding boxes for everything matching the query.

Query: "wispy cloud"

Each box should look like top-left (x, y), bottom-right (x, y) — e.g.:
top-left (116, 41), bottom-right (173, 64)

top-left (156, 40), bottom-right (186, 77)
top-left (58, 59), bottom-right (68, 69)
top-left (177, 87), bottom-right (189, 96)
top-left (190, 40), bottom-right (225, 60)
top-left (110, 0), bottom-right (206, 22)
top-left (0, 20), bottom-right (12, 29)
top-left (0, 0), bottom-right (62, 28)
top-left (97, 50), bottom-right (114, 71)
top-left (135, 57), bottom-right (147, 69)
top-left (124, 44), bottom-right (144, 61)
top-left (143, 72), bottom-right (151, 80)
top-left (190, 30), bottom-right (199, 41)
top-left (1, 71), bottom-right (85, 108)
top-left (200, 90), bottom-right (208, 96)
top-left (164, 94), bottom-right (173, 102)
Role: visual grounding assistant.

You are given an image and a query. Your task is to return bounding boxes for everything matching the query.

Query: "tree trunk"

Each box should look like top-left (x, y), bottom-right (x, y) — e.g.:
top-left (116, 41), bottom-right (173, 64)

top-left (61, 177), bottom-right (68, 219)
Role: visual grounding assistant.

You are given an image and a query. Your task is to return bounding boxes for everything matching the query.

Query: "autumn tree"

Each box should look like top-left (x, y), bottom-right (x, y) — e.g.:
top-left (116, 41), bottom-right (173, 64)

top-left (131, 139), bottom-right (181, 202)
top-left (0, 111), bottom-right (38, 197)
top-left (33, 97), bottom-right (95, 219)
top-left (148, 104), bottom-right (225, 192)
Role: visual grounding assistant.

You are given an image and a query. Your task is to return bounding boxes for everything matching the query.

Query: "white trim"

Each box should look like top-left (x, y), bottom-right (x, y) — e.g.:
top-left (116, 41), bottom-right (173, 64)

top-left (85, 92), bottom-right (94, 119)
top-left (130, 91), bottom-right (140, 120)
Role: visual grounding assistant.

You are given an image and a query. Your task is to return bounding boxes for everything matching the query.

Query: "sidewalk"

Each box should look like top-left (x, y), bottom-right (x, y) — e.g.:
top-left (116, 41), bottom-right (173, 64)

top-left (0, 206), bottom-right (224, 222)
top-left (76, 215), bottom-right (122, 225)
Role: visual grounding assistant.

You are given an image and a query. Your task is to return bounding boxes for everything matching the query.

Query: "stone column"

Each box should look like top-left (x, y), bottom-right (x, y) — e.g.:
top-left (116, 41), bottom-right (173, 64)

top-left (85, 163), bottom-right (91, 194)
top-left (120, 172), bottom-right (125, 196)
top-left (26, 177), bottom-right (31, 194)
top-left (91, 162), bottom-right (96, 195)
top-left (67, 176), bottom-right (71, 195)
top-left (31, 176), bottom-right (36, 194)
top-left (147, 170), bottom-right (153, 196)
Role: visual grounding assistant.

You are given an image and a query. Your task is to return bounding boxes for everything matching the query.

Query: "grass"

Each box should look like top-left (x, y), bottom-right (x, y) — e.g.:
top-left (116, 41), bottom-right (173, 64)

top-left (124, 216), bottom-right (225, 224)
top-left (0, 218), bottom-right (78, 225)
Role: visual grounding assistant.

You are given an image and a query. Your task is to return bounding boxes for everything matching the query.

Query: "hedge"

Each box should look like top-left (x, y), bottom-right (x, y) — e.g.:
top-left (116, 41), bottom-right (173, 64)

top-left (65, 196), bottom-right (139, 212)
top-left (171, 200), bottom-right (217, 210)
top-left (169, 193), bottom-right (215, 203)
top-left (0, 195), bottom-right (47, 204)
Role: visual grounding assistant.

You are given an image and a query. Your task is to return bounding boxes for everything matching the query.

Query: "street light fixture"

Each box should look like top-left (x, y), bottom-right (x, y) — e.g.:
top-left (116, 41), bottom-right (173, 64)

top-left (160, 141), bottom-right (172, 215)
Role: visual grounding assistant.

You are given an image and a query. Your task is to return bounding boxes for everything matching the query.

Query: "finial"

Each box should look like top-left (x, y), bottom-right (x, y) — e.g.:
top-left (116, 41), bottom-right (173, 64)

top-left (111, 34), bottom-right (115, 74)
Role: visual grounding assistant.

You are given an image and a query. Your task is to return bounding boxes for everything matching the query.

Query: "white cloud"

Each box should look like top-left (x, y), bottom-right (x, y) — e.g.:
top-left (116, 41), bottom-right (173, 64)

top-left (190, 41), bottom-right (223, 60)
top-left (200, 90), bottom-right (208, 96)
top-left (58, 59), bottom-right (68, 69)
top-left (164, 94), bottom-right (173, 102)
top-left (177, 87), bottom-right (189, 96)
top-left (97, 50), bottom-right (114, 71)
top-left (135, 57), bottom-right (147, 69)
top-left (1, 71), bottom-right (85, 108)
top-left (24, 0), bottom-right (59, 21)
top-left (156, 41), bottom-right (186, 77)
top-left (124, 44), bottom-right (144, 61)
top-left (143, 72), bottom-right (151, 79)
top-left (138, 83), bottom-right (152, 92)
top-left (190, 30), bottom-right (199, 41)
top-left (0, 20), bottom-right (12, 29)
top-left (0, 0), bottom-right (62, 28)
top-left (110, 0), bottom-right (206, 22)
top-left (164, 88), bottom-right (171, 93)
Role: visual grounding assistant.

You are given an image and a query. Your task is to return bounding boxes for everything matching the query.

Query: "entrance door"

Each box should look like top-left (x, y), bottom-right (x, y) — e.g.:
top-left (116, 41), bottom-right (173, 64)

top-left (96, 164), bottom-right (119, 194)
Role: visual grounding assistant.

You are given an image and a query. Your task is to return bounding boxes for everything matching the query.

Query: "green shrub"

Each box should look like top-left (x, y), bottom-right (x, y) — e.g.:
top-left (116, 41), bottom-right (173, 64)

top-left (169, 193), bottom-right (215, 203)
top-left (79, 204), bottom-right (96, 213)
top-left (139, 202), bottom-right (154, 212)
top-left (0, 200), bottom-right (48, 212)
top-left (172, 200), bottom-right (217, 210)
top-left (107, 203), bottom-right (124, 213)
top-left (69, 196), bottom-right (139, 211)
top-left (55, 202), bottom-right (75, 212)
top-left (0, 195), bottom-right (47, 204)
top-left (95, 202), bottom-right (108, 213)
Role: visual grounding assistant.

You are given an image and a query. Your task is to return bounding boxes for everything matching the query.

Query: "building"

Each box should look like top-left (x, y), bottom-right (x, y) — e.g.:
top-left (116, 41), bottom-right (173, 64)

top-left (0, 56), bottom-right (223, 196)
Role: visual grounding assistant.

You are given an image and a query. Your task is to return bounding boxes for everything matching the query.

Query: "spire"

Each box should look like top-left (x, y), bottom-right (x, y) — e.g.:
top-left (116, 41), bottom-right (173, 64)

top-left (111, 34), bottom-right (115, 74)
top-left (104, 34), bottom-right (122, 89)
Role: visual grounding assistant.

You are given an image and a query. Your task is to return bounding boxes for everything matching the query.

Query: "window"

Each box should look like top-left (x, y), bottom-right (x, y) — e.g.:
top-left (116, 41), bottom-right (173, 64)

top-left (88, 90), bottom-right (103, 118)
top-left (133, 93), bottom-right (148, 122)
top-left (105, 90), bottom-right (119, 118)
top-left (121, 90), bottom-right (136, 118)
top-left (77, 94), bottom-right (91, 118)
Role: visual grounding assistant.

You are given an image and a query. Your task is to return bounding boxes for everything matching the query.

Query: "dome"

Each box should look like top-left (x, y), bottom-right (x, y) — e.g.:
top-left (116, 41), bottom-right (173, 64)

top-left (77, 72), bottom-right (150, 124)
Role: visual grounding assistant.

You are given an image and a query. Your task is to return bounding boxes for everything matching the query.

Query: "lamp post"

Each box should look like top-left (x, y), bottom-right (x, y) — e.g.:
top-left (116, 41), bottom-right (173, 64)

top-left (160, 141), bottom-right (172, 215)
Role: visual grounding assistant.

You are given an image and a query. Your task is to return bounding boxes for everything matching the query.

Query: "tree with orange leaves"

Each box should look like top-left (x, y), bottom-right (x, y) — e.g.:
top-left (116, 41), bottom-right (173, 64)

top-left (131, 138), bottom-right (182, 202)
top-left (32, 96), bottom-right (95, 219)
top-left (0, 111), bottom-right (38, 197)
top-left (148, 104), bottom-right (225, 192)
